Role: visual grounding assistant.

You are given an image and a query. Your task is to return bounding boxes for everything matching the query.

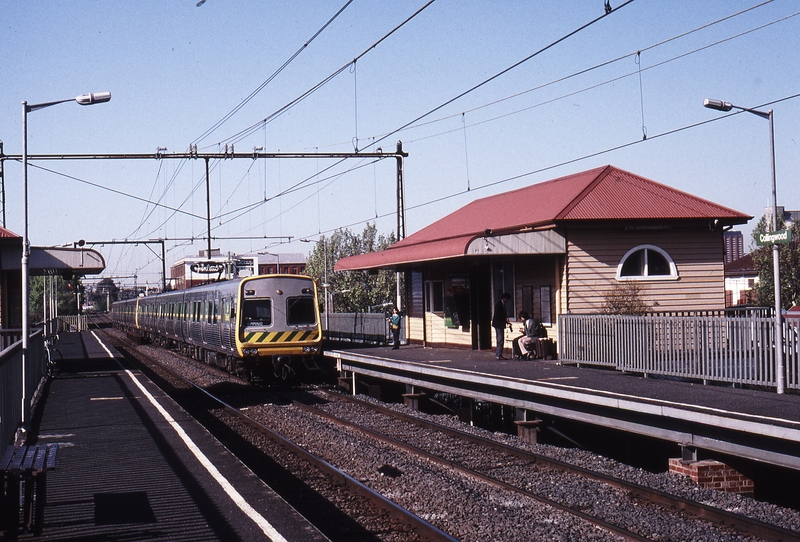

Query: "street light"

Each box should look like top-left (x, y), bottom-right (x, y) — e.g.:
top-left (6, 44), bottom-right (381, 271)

top-left (300, 238), bottom-right (329, 330)
top-left (21, 91), bottom-right (111, 424)
top-left (704, 98), bottom-right (784, 394)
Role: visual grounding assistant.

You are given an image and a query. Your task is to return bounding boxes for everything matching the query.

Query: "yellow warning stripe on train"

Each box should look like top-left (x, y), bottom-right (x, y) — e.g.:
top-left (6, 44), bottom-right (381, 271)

top-left (242, 330), bottom-right (319, 343)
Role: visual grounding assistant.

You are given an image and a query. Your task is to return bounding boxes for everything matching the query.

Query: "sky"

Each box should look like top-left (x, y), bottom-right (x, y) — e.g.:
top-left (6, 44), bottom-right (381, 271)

top-left (2, 0), bottom-right (799, 289)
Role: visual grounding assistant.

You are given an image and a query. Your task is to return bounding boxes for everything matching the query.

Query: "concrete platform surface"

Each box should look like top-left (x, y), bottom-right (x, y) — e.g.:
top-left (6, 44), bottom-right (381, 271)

top-left (17, 331), bottom-right (328, 542)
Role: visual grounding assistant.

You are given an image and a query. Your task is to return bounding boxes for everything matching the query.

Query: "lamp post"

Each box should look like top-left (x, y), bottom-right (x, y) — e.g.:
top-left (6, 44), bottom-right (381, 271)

top-left (704, 98), bottom-right (784, 394)
top-left (21, 91), bottom-right (111, 424)
top-left (300, 238), bottom-right (329, 330)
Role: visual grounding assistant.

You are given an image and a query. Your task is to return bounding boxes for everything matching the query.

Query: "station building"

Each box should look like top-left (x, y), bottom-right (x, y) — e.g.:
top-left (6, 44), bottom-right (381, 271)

top-left (335, 165), bottom-right (751, 351)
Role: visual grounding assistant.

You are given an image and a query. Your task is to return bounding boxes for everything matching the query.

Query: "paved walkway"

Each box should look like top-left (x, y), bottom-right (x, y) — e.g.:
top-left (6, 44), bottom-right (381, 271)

top-left (16, 331), bottom-right (328, 541)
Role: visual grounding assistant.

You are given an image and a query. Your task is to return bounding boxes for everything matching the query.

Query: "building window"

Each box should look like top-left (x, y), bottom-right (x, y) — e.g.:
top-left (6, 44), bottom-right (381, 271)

top-left (617, 245), bottom-right (677, 281)
top-left (540, 286), bottom-right (552, 325)
top-left (425, 281), bottom-right (444, 313)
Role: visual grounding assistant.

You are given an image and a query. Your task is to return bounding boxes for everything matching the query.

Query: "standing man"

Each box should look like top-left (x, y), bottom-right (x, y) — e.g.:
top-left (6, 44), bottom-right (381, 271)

top-left (492, 292), bottom-right (511, 360)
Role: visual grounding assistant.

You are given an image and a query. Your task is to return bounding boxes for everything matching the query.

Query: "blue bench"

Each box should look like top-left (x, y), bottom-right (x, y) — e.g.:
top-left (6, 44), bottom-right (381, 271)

top-left (1, 444), bottom-right (58, 538)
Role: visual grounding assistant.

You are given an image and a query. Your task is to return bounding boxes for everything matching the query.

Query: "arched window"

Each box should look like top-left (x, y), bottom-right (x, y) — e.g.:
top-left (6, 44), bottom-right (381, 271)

top-left (616, 245), bottom-right (677, 280)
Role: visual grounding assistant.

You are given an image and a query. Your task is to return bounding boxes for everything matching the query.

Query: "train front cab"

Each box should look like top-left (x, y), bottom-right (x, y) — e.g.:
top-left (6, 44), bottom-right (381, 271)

top-left (235, 275), bottom-right (322, 381)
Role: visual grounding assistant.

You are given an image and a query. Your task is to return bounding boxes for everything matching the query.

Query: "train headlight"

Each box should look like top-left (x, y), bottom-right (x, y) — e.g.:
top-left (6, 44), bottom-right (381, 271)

top-left (303, 346), bottom-right (319, 354)
top-left (243, 348), bottom-right (259, 356)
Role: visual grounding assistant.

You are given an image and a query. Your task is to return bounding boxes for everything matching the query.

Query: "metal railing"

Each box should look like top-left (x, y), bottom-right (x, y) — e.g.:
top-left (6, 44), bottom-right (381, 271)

top-left (323, 313), bottom-right (399, 345)
top-left (0, 330), bottom-right (47, 446)
top-left (559, 313), bottom-right (800, 390)
top-left (58, 315), bottom-right (89, 332)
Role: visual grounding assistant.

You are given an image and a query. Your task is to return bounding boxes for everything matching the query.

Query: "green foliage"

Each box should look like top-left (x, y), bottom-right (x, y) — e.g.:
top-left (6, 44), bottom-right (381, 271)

top-left (751, 216), bottom-right (800, 309)
top-left (86, 278), bottom-right (120, 312)
top-left (305, 223), bottom-right (400, 313)
top-left (601, 282), bottom-right (652, 315)
top-left (29, 276), bottom-right (80, 322)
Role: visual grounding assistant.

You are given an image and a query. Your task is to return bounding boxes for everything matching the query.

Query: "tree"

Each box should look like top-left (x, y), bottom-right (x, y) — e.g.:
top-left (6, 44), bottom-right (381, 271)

top-left (601, 282), bottom-right (651, 315)
top-left (87, 278), bottom-right (120, 312)
top-left (29, 276), bottom-right (80, 322)
top-left (751, 216), bottom-right (800, 310)
top-left (305, 223), bottom-right (399, 313)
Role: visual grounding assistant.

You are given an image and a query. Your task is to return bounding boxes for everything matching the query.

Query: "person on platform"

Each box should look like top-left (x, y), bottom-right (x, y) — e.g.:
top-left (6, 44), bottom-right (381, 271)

top-left (492, 292), bottom-right (512, 359)
top-left (512, 311), bottom-right (535, 359)
top-left (388, 307), bottom-right (402, 350)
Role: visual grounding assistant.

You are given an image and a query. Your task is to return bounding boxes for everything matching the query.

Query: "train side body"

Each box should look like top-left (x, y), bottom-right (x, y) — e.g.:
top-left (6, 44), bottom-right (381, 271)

top-left (110, 275), bottom-right (322, 380)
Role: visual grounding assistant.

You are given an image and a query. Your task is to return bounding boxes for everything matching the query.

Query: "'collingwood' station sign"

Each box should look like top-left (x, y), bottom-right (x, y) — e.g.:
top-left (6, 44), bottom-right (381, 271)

top-left (190, 261), bottom-right (226, 274)
top-left (756, 229), bottom-right (793, 247)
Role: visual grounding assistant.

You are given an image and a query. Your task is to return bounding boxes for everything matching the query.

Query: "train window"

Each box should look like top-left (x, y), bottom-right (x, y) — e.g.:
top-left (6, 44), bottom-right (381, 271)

top-left (287, 297), bottom-right (316, 326)
top-left (242, 299), bottom-right (271, 327)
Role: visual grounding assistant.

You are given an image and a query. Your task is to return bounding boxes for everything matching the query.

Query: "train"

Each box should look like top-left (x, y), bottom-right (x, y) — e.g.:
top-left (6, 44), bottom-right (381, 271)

top-left (110, 274), bottom-right (323, 381)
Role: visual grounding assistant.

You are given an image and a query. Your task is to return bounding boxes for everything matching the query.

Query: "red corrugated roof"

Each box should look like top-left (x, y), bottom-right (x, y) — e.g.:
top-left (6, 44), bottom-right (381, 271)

top-left (336, 165), bottom-right (751, 271)
top-left (0, 227), bottom-right (21, 239)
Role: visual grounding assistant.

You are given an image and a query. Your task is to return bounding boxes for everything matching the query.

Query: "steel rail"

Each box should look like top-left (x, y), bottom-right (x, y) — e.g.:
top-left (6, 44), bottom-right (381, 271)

top-left (103, 328), bottom-right (457, 542)
top-left (293, 400), bottom-right (653, 542)
top-left (319, 391), bottom-right (800, 542)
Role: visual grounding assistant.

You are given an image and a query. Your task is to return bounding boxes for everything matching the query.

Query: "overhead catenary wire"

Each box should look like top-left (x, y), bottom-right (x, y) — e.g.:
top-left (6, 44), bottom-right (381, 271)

top-left (15, 1), bottom-right (790, 283)
top-left (395, 7), bottom-right (800, 147)
top-left (203, 0), bottom-right (636, 238)
top-left (317, 0), bottom-right (780, 149)
top-left (292, 92), bottom-right (800, 244)
top-left (358, 0), bottom-right (636, 154)
top-left (192, 0), bottom-right (356, 147)
top-left (216, 0), bottom-right (437, 148)
top-left (221, 1), bottom-right (788, 245)
top-left (122, 0), bottom-right (357, 258)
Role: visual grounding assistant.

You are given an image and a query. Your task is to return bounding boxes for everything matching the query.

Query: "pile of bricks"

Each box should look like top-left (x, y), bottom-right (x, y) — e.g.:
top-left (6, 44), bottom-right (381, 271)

top-left (668, 458), bottom-right (754, 496)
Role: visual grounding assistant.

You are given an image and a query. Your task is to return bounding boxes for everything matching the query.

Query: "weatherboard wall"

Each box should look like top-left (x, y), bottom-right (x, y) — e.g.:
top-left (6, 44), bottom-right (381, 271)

top-left (564, 224), bottom-right (727, 314)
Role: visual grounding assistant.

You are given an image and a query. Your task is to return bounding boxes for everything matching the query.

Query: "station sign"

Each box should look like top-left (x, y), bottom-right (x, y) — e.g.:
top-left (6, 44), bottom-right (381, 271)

top-left (756, 229), bottom-right (793, 246)
top-left (190, 261), bottom-right (226, 274)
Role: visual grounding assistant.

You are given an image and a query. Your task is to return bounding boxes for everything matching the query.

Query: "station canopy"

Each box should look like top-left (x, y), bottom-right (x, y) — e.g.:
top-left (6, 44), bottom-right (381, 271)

top-left (29, 247), bottom-right (106, 277)
top-left (0, 227), bottom-right (106, 277)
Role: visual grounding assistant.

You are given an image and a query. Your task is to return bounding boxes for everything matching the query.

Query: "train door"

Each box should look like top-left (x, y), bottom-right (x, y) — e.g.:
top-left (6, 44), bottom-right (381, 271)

top-left (221, 297), bottom-right (235, 352)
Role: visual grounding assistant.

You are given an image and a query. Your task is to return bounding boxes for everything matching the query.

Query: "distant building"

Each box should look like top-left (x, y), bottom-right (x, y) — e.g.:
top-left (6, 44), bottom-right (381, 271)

top-left (723, 231), bottom-right (744, 264)
top-left (764, 206), bottom-right (800, 228)
top-left (724, 253), bottom-right (758, 307)
top-left (247, 252), bottom-right (307, 275)
top-left (169, 249), bottom-right (307, 291)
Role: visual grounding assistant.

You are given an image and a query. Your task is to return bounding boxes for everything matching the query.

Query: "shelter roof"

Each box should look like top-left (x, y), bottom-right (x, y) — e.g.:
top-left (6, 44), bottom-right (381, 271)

top-left (29, 247), bottom-right (106, 276)
top-left (0, 227), bottom-right (21, 239)
top-left (336, 165), bottom-right (751, 271)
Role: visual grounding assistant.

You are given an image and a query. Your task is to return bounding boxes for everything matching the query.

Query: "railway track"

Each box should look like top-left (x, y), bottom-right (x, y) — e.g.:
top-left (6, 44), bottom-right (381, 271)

top-left (100, 327), bottom-right (455, 542)
top-left (100, 326), bottom-right (800, 541)
top-left (300, 390), bottom-right (800, 542)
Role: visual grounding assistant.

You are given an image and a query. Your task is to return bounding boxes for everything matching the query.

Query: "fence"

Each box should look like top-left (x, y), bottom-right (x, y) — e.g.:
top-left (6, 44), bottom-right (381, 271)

top-left (0, 329), bottom-right (47, 446)
top-left (324, 313), bottom-right (398, 345)
top-left (57, 315), bottom-right (89, 332)
top-left (559, 313), bottom-right (800, 390)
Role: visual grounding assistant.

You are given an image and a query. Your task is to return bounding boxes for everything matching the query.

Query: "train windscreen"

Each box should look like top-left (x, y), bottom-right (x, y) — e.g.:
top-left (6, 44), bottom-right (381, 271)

top-left (286, 297), bottom-right (316, 326)
top-left (242, 299), bottom-right (272, 327)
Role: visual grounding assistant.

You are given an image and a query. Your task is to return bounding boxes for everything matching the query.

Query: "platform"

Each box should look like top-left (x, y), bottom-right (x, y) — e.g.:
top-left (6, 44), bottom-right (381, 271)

top-left (328, 344), bottom-right (800, 471)
top-left (17, 331), bottom-right (328, 541)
